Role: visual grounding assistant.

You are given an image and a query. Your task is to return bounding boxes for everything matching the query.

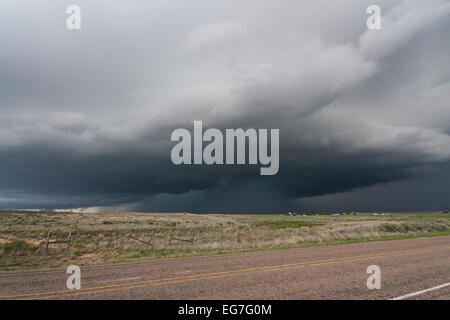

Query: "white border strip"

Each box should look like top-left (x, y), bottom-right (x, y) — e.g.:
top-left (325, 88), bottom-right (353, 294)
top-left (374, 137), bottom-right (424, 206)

top-left (391, 282), bottom-right (450, 300)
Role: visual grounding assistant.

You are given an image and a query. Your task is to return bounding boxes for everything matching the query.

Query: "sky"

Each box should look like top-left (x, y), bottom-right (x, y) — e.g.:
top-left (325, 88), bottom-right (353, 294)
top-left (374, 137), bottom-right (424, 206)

top-left (1, 0), bottom-right (450, 213)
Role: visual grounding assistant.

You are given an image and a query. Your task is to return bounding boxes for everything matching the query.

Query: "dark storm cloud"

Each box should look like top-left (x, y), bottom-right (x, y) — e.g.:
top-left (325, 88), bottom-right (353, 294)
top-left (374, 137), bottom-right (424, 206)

top-left (295, 162), bottom-right (450, 212)
top-left (1, 0), bottom-right (450, 212)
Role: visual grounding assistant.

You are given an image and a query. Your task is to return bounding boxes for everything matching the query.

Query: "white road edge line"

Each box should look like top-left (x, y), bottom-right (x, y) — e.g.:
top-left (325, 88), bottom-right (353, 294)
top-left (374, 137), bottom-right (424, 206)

top-left (391, 282), bottom-right (450, 300)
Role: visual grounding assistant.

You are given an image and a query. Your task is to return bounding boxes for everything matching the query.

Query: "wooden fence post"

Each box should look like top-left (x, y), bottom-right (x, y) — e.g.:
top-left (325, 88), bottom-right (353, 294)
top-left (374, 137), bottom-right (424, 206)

top-left (169, 232), bottom-right (173, 246)
top-left (44, 231), bottom-right (50, 256)
top-left (128, 235), bottom-right (152, 247)
top-left (191, 233), bottom-right (195, 245)
top-left (66, 231), bottom-right (72, 255)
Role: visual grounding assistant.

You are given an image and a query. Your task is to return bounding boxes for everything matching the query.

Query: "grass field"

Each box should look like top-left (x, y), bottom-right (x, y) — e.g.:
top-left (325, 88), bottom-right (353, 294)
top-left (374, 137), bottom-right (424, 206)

top-left (0, 210), bottom-right (449, 270)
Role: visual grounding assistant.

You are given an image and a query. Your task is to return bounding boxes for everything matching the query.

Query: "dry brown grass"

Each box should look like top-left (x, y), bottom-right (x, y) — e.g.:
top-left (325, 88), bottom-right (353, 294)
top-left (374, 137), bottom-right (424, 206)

top-left (0, 211), bottom-right (449, 270)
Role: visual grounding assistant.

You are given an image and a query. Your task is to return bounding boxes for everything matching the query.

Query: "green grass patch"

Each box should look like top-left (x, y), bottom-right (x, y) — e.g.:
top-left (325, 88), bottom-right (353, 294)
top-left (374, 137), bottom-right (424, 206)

top-left (0, 240), bottom-right (40, 256)
top-left (378, 222), bottom-right (448, 233)
top-left (253, 220), bottom-right (323, 229)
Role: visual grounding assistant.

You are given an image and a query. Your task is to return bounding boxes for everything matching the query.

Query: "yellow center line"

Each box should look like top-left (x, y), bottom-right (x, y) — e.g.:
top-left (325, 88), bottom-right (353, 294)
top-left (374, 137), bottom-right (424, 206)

top-left (2, 244), bottom-right (449, 300)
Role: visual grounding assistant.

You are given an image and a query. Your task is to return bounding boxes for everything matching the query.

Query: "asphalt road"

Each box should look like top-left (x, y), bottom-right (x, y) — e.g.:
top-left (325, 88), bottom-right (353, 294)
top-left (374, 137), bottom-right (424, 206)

top-left (0, 236), bottom-right (449, 300)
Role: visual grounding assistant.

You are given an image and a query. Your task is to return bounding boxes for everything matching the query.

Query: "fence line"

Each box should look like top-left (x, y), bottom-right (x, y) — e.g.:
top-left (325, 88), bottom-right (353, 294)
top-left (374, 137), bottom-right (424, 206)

top-left (44, 231), bottom-right (73, 256)
top-left (41, 229), bottom-right (201, 257)
top-left (168, 231), bottom-right (195, 246)
top-left (126, 234), bottom-right (153, 247)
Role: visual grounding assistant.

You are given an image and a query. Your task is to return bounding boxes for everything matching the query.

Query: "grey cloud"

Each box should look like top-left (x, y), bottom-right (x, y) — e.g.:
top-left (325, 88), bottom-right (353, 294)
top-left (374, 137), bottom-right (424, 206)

top-left (1, 0), bottom-right (450, 212)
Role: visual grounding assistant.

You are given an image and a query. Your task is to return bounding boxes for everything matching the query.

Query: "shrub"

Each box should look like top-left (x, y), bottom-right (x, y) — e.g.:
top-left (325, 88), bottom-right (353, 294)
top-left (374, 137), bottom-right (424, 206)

top-left (255, 220), bottom-right (322, 230)
top-left (0, 240), bottom-right (39, 256)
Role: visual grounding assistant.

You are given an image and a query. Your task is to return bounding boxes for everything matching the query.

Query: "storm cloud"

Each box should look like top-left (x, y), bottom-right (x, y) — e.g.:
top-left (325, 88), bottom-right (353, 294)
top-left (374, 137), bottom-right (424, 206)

top-left (1, 0), bottom-right (450, 212)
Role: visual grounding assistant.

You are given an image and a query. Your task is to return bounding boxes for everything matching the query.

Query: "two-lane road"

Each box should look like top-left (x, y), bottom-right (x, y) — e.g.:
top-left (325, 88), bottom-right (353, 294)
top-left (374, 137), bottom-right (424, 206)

top-left (0, 235), bottom-right (449, 299)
